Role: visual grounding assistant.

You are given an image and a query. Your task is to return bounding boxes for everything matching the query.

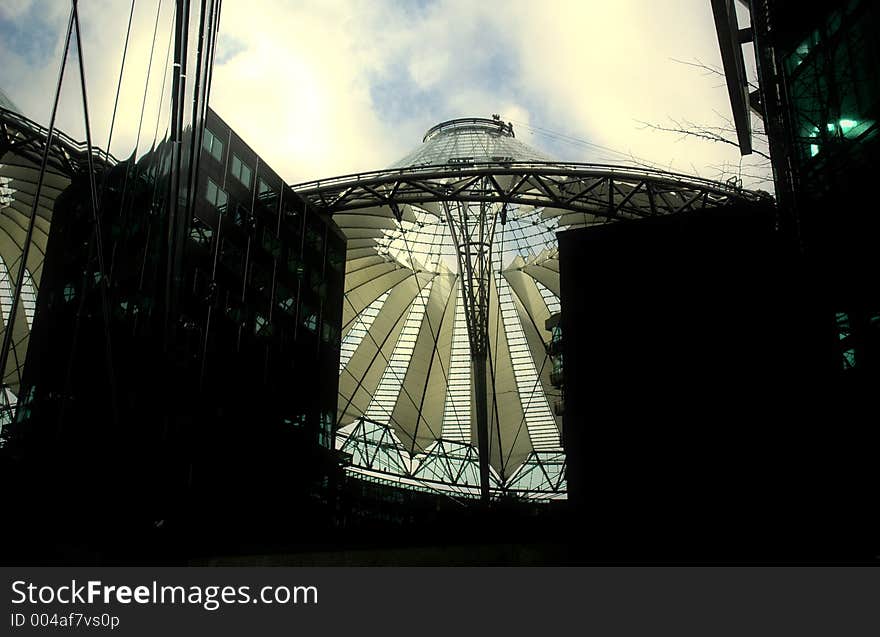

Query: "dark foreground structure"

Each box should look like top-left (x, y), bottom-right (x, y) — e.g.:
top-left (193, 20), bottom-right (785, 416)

top-left (558, 202), bottom-right (878, 561)
top-left (550, 0), bottom-right (878, 561)
top-left (0, 106), bottom-right (347, 562)
top-left (714, 0), bottom-right (879, 368)
top-left (2, 0), bottom-right (876, 565)
top-left (0, 2), bottom-right (348, 563)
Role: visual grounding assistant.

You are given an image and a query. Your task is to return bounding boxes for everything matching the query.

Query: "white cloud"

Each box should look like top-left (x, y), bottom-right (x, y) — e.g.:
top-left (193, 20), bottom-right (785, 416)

top-left (208, 0), bottom-right (407, 183)
top-left (0, 0), bottom-right (48, 21)
top-left (1, 1), bottom-right (184, 162)
top-left (490, 0), bottom-right (764, 179)
top-left (2, 0), bottom-right (770, 187)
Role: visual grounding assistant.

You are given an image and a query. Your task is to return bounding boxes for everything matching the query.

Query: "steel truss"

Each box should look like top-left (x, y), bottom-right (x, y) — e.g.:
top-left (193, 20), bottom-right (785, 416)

top-left (0, 106), bottom-right (116, 177)
top-left (336, 417), bottom-right (566, 501)
top-left (293, 161), bottom-right (767, 222)
top-left (300, 160), bottom-right (765, 501)
top-left (442, 192), bottom-right (501, 501)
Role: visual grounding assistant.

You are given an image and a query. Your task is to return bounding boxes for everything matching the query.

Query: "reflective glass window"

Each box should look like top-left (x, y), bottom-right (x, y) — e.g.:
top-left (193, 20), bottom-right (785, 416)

top-left (231, 154), bottom-right (253, 189)
top-left (203, 127), bottom-right (224, 161)
top-left (205, 178), bottom-right (228, 212)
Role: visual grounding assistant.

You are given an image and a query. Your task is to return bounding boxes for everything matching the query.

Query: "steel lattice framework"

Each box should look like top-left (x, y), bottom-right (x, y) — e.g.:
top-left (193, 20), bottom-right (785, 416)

top-left (295, 117), bottom-right (767, 502)
top-left (294, 161), bottom-right (766, 223)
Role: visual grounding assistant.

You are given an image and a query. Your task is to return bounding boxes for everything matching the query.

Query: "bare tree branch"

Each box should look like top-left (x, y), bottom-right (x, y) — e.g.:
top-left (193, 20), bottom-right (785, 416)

top-left (669, 57), bottom-right (760, 91)
top-left (636, 118), bottom-right (772, 160)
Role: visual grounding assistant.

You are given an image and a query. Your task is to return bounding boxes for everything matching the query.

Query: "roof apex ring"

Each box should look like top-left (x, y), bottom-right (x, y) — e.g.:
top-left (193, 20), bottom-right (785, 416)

top-left (422, 117), bottom-right (515, 143)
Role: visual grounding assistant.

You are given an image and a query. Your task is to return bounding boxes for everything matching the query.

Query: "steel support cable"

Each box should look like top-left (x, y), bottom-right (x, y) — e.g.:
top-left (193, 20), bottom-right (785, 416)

top-left (396, 209), bottom-right (452, 446)
top-left (504, 267), bottom-right (561, 399)
top-left (176, 0), bottom-right (214, 322)
top-left (150, 8), bottom-right (176, 149)
top-left (489, 206), bottom-right (519, 481)
top-left (433, 202), bottom-right (472, 438)
top-left (386, 214), bottom-right (449, 418)
top-left (339, 201), bottom-right (549, 490)
top-left (337, 288), bottom-right (422, 434)
top-left (416, 229), bottom-right (462, 446)
top-left (507, 335), bottom-right (555, 457)
top-left (481, 205), bottom-right (507, 483)
top-left (494, 214), bottom-right (557, 475)
top-left (100, 0), bottom-right (137, 174)
top-left (73, 0), bottom-right (120, 425)
top-left (356, 218), bottom-right (439, 434)
top-left (95, 0), bottom-right (136, 291)
top-left (356, 290), bottom-right (418, 427)
top-left (0, 6), bottom-right (75, 395)
top-left (457, 197), bottom-right (495, 496)
top-left (509, 118), bottom-right (667, 171)
top-left (117, 0), bottom-right (164, 229)
top-left (338, 214), bottom-right (463, 478)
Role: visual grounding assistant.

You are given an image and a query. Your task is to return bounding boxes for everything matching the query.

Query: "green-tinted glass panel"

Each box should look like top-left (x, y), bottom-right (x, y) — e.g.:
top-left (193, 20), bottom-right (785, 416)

top-left (301, 306), bottom-right (317, 332)
top-left (276, 284), bottom-right (295, 315)
top-left (204, 128), bottom-right (224, 161)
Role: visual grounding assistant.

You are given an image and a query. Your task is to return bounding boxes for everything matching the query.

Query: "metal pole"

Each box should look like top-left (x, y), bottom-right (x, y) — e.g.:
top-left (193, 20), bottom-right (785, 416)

top-left (444, 197), bottom-right (496, 503)
top-left (73, 0), bottom-right (119, 426)
top-left (472, 352), bottom-right (491, 502)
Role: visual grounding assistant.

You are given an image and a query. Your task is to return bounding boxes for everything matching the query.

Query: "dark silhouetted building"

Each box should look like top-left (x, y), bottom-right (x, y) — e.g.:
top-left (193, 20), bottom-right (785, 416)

top-left (686, 0), bottom-right (880, 560)
top-left (715, 0), bottom-right (880, 375)
top-left (557, 202), bottom-right (859, 561)
top-left (0, 2), bottom-right (346, 561)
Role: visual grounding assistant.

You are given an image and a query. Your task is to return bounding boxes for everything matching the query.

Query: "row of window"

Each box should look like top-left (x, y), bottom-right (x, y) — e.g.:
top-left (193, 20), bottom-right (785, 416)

top-left (188, 225), bottom-right (341, 346)
top-left (204, 176), bottom-right (282, 222)
top-left (221, 293), bottom-right (337, 346)
top-left (202, 178), bottom-right (343, 273)
top-left (230, 154), bottom-right (252, 189)
top-left (204, 126), bottom-right (272, 194)
top-left (203, 127), bottom-right (224, 161)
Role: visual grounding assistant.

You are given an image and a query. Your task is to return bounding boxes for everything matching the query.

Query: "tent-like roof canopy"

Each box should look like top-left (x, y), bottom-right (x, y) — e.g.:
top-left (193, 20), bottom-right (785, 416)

top-left (295, 117), bottom-right (767, 500)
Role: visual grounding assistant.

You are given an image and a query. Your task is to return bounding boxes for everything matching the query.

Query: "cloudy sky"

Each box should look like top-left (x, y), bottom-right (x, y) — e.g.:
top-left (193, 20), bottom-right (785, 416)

top-left (0, 0), bottom-right (768, 187)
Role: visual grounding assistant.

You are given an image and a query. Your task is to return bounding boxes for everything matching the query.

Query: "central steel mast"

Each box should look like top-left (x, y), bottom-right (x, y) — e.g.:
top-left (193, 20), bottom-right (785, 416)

top-left (443, 188), bottom-right (500, 502)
